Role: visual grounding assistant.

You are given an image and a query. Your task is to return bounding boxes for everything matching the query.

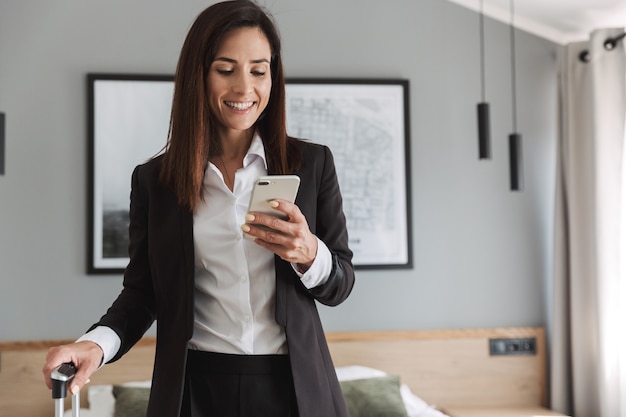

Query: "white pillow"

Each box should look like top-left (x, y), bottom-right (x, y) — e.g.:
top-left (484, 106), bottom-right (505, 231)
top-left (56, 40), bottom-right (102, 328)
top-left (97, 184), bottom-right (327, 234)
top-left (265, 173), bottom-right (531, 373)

top-left (335, 365), bottom-right (388, 381)
top-left (400, 384), bottom-right (449, 417)
top-left (85, 385), bottom-right (114, 417)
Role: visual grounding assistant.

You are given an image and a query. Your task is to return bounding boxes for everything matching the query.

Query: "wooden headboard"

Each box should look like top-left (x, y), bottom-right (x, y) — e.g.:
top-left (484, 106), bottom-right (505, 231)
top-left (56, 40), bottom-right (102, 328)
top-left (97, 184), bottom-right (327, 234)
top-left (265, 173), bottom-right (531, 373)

top-left (326, 327), bottom-right (547, 409)
top-left (0, 327), bottom-right (547, 417)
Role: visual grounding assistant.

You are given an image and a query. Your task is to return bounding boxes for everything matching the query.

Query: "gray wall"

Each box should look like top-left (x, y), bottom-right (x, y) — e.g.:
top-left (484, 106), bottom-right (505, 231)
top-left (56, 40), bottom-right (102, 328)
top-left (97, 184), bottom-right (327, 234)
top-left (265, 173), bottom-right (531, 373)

top-left (0, 0), bottom-right (557, 341)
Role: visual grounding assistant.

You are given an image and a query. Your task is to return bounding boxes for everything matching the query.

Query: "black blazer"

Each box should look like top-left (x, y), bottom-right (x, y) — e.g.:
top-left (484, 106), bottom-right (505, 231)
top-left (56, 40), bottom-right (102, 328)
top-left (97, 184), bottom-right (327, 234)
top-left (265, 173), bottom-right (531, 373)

top-left (92, 140), bottom-right (355, 417)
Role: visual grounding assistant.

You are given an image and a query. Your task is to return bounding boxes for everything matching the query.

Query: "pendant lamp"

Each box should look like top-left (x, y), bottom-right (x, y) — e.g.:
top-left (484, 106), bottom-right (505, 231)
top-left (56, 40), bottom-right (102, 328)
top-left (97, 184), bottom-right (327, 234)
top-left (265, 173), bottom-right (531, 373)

top-left (508, 0), bottom-right (523, 191)
top-left (477, 0), bottom-right (491, 159)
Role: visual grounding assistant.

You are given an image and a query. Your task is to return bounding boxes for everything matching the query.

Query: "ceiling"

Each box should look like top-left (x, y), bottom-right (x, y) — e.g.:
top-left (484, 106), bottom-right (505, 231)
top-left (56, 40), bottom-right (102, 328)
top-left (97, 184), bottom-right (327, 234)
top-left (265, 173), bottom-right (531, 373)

top-left (448, 0), bottom-right (626, 44)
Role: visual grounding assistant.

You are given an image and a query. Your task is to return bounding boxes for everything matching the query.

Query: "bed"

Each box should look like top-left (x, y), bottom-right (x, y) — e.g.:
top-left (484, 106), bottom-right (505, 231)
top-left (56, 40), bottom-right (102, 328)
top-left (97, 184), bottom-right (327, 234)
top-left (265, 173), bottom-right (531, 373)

top-left (0, 327), bottom-right (567, 417)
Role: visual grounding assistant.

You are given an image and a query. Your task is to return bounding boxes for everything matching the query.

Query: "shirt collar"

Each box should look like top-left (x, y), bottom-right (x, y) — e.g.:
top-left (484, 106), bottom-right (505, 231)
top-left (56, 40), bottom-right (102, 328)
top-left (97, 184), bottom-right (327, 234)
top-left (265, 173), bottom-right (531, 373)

top-left (243, 132), bottom-right (267, 171)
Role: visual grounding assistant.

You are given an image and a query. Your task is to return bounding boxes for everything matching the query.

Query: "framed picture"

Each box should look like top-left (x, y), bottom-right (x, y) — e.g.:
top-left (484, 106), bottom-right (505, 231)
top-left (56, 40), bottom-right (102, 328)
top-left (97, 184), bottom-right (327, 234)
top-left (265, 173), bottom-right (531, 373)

top-left (87, 73), bottom-right (173, 273)
top-left (285, 79), bottom-right (412, 269)
top-left (88, 74), bottom-right (412, 273)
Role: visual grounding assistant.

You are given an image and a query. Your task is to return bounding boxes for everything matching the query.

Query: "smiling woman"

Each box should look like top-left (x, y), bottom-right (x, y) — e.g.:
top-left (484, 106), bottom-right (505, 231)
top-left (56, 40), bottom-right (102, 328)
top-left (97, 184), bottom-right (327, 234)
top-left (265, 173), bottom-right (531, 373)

top-left (43, 1), bottom-right (355, 417)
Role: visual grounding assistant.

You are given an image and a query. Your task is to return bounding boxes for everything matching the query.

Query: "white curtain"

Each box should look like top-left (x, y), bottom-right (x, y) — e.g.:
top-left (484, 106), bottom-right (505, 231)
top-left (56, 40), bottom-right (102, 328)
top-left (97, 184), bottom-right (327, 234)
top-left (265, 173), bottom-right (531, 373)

top-left (551, 28), bottom-right (626, 417)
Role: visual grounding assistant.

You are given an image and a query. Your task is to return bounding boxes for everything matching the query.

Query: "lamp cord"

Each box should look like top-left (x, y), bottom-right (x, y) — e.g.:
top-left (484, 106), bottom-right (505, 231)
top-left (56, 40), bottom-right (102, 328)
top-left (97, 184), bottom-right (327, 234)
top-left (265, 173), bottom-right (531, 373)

top-left (509, 0), bottom-right (518, 133)
top-left (479, 0), bottom-right (486, 102)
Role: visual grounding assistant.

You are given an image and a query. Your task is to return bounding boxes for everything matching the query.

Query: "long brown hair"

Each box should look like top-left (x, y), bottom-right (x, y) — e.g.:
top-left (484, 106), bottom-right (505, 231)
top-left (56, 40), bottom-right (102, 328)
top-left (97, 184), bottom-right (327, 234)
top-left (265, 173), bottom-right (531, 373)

top-left (159, 0), bottom-right (301, 211)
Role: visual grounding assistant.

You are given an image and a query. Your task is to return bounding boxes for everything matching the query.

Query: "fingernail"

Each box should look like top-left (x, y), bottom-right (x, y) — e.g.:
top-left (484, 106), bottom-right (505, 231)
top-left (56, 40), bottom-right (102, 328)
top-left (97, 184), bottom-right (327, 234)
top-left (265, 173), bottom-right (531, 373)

top-left (86, 379), bottom-right (91, 384)
top-left (71, 385), bottom-right (79, 395)
top-left (241, 224), bottom-right (250, 232)
top-left (269, 200), bottom-right (279, 208)
top-left (245, 214), bottom-right (255, 221)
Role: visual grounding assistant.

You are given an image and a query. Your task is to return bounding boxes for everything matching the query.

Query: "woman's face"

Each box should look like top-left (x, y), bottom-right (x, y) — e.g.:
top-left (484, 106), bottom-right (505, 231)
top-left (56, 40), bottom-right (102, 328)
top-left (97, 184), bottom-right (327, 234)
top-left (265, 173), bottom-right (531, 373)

top-left (208, 27), bottom-right (272, 137)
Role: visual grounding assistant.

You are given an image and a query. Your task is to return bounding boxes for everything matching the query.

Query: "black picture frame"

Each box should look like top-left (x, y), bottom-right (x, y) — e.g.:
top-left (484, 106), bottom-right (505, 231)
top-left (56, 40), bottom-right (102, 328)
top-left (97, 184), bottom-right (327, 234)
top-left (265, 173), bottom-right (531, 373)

top-left (87, 74), bottom-right (412, 273)
top-left (87, 73), bottom-right (173, 274)
top-left (285, 79), bottom-right (413, 269)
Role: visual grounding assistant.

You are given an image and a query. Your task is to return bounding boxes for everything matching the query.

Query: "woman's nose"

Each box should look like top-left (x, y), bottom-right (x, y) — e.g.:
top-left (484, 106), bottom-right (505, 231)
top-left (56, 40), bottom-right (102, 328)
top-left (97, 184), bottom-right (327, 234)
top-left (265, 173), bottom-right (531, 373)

top-left (233, 74), bottom-right (253, 95)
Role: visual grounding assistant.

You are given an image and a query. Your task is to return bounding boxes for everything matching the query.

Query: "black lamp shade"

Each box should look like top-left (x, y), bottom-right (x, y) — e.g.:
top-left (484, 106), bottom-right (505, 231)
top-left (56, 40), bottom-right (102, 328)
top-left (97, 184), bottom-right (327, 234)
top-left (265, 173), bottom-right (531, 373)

top-left (509, 133), bottom-right (523, 191)
top-left (0, 112), bottom-right (4, 175)
top-left (477, 102), bottom-right (491, 159)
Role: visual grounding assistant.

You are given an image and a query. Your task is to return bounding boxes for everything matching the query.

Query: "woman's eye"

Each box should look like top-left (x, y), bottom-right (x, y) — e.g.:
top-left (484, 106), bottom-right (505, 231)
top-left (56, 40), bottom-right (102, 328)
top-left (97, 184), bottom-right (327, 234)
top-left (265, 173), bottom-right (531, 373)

top-left (252, 71), bottom-right (266, 77)
top-left (216, 69), bottom-right (234, 75)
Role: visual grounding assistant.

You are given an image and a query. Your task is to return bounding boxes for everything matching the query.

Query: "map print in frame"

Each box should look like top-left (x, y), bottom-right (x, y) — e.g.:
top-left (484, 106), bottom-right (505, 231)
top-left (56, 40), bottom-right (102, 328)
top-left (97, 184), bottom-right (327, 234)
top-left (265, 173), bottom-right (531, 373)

top-left (286, 79), bottom-right (412, 269)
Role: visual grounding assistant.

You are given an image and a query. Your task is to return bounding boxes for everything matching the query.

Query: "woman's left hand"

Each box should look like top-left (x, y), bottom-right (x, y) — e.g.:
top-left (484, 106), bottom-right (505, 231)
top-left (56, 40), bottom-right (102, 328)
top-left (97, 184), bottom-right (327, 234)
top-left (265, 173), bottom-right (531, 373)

top-left (242, 199), bottom-right (317, 272)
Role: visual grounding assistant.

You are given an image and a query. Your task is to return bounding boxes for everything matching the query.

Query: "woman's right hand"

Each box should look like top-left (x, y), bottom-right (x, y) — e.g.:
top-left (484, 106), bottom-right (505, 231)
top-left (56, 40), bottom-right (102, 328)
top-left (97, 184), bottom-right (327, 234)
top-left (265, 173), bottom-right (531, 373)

top-left (42, 341), bottom-right (104, 394)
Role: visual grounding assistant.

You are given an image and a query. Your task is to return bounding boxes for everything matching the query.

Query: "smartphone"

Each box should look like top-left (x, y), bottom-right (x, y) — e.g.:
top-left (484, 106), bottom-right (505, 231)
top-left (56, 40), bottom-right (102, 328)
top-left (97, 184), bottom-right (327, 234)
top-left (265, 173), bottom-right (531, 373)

top-left (247, 175), bottom-right (301, 220)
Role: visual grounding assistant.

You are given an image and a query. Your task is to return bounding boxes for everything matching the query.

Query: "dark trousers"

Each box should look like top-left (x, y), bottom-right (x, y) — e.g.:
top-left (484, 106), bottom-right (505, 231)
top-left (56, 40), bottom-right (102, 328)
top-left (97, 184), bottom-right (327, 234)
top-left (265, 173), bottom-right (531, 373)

top-left (181, 350), bottom-right (300, 417)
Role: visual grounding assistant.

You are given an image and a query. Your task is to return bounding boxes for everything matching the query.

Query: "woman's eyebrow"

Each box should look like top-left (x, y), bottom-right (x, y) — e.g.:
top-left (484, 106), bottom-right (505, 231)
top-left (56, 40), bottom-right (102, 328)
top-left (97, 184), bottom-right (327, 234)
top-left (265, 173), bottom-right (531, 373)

top-left (213, 57), bottom-right (270, 64)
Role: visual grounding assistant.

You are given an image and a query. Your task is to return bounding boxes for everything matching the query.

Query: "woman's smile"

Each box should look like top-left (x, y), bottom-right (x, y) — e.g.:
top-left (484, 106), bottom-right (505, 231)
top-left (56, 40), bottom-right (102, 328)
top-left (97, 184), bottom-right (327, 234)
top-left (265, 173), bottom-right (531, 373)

top-left (224, 101), bottom-right (256, 111)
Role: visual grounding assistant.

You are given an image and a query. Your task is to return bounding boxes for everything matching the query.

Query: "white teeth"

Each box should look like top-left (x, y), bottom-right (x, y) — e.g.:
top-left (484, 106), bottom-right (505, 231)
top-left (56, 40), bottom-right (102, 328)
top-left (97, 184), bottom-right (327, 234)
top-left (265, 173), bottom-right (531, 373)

top-left (225, 101), bottom-right (254, 110)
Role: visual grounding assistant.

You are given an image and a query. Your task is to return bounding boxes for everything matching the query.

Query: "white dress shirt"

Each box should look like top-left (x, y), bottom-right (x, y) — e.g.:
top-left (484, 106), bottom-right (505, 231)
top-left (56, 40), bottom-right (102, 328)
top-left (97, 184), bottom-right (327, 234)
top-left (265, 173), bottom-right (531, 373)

top-left (79, 134), bottom-right (332, 361)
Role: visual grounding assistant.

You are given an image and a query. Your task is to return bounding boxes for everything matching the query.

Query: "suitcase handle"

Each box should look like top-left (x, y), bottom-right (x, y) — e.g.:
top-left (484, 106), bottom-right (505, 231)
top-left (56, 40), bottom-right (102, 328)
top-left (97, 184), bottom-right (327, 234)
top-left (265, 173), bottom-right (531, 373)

top-left (51, 362), bottom-right (80, 417)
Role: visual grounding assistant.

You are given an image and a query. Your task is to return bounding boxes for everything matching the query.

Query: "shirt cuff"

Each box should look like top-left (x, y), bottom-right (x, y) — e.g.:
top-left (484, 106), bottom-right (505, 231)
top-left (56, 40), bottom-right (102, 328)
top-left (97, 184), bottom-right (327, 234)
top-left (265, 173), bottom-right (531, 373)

top-left (76, 326), bottom-right (121, 366)
top-left (292, 237), bottom-right (332, 289)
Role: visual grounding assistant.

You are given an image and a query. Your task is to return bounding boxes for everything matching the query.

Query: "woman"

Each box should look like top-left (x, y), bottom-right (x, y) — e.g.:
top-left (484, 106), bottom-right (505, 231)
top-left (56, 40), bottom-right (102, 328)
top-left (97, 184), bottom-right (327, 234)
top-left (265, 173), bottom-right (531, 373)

top-left (42, 1), bottom-right (355, 416)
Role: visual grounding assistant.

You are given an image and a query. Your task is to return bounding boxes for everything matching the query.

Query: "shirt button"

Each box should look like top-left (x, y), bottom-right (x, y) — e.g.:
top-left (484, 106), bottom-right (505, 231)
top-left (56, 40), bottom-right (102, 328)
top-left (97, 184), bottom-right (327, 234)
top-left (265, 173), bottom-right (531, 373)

top-left (241, 275), bottom-right (248, 282)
